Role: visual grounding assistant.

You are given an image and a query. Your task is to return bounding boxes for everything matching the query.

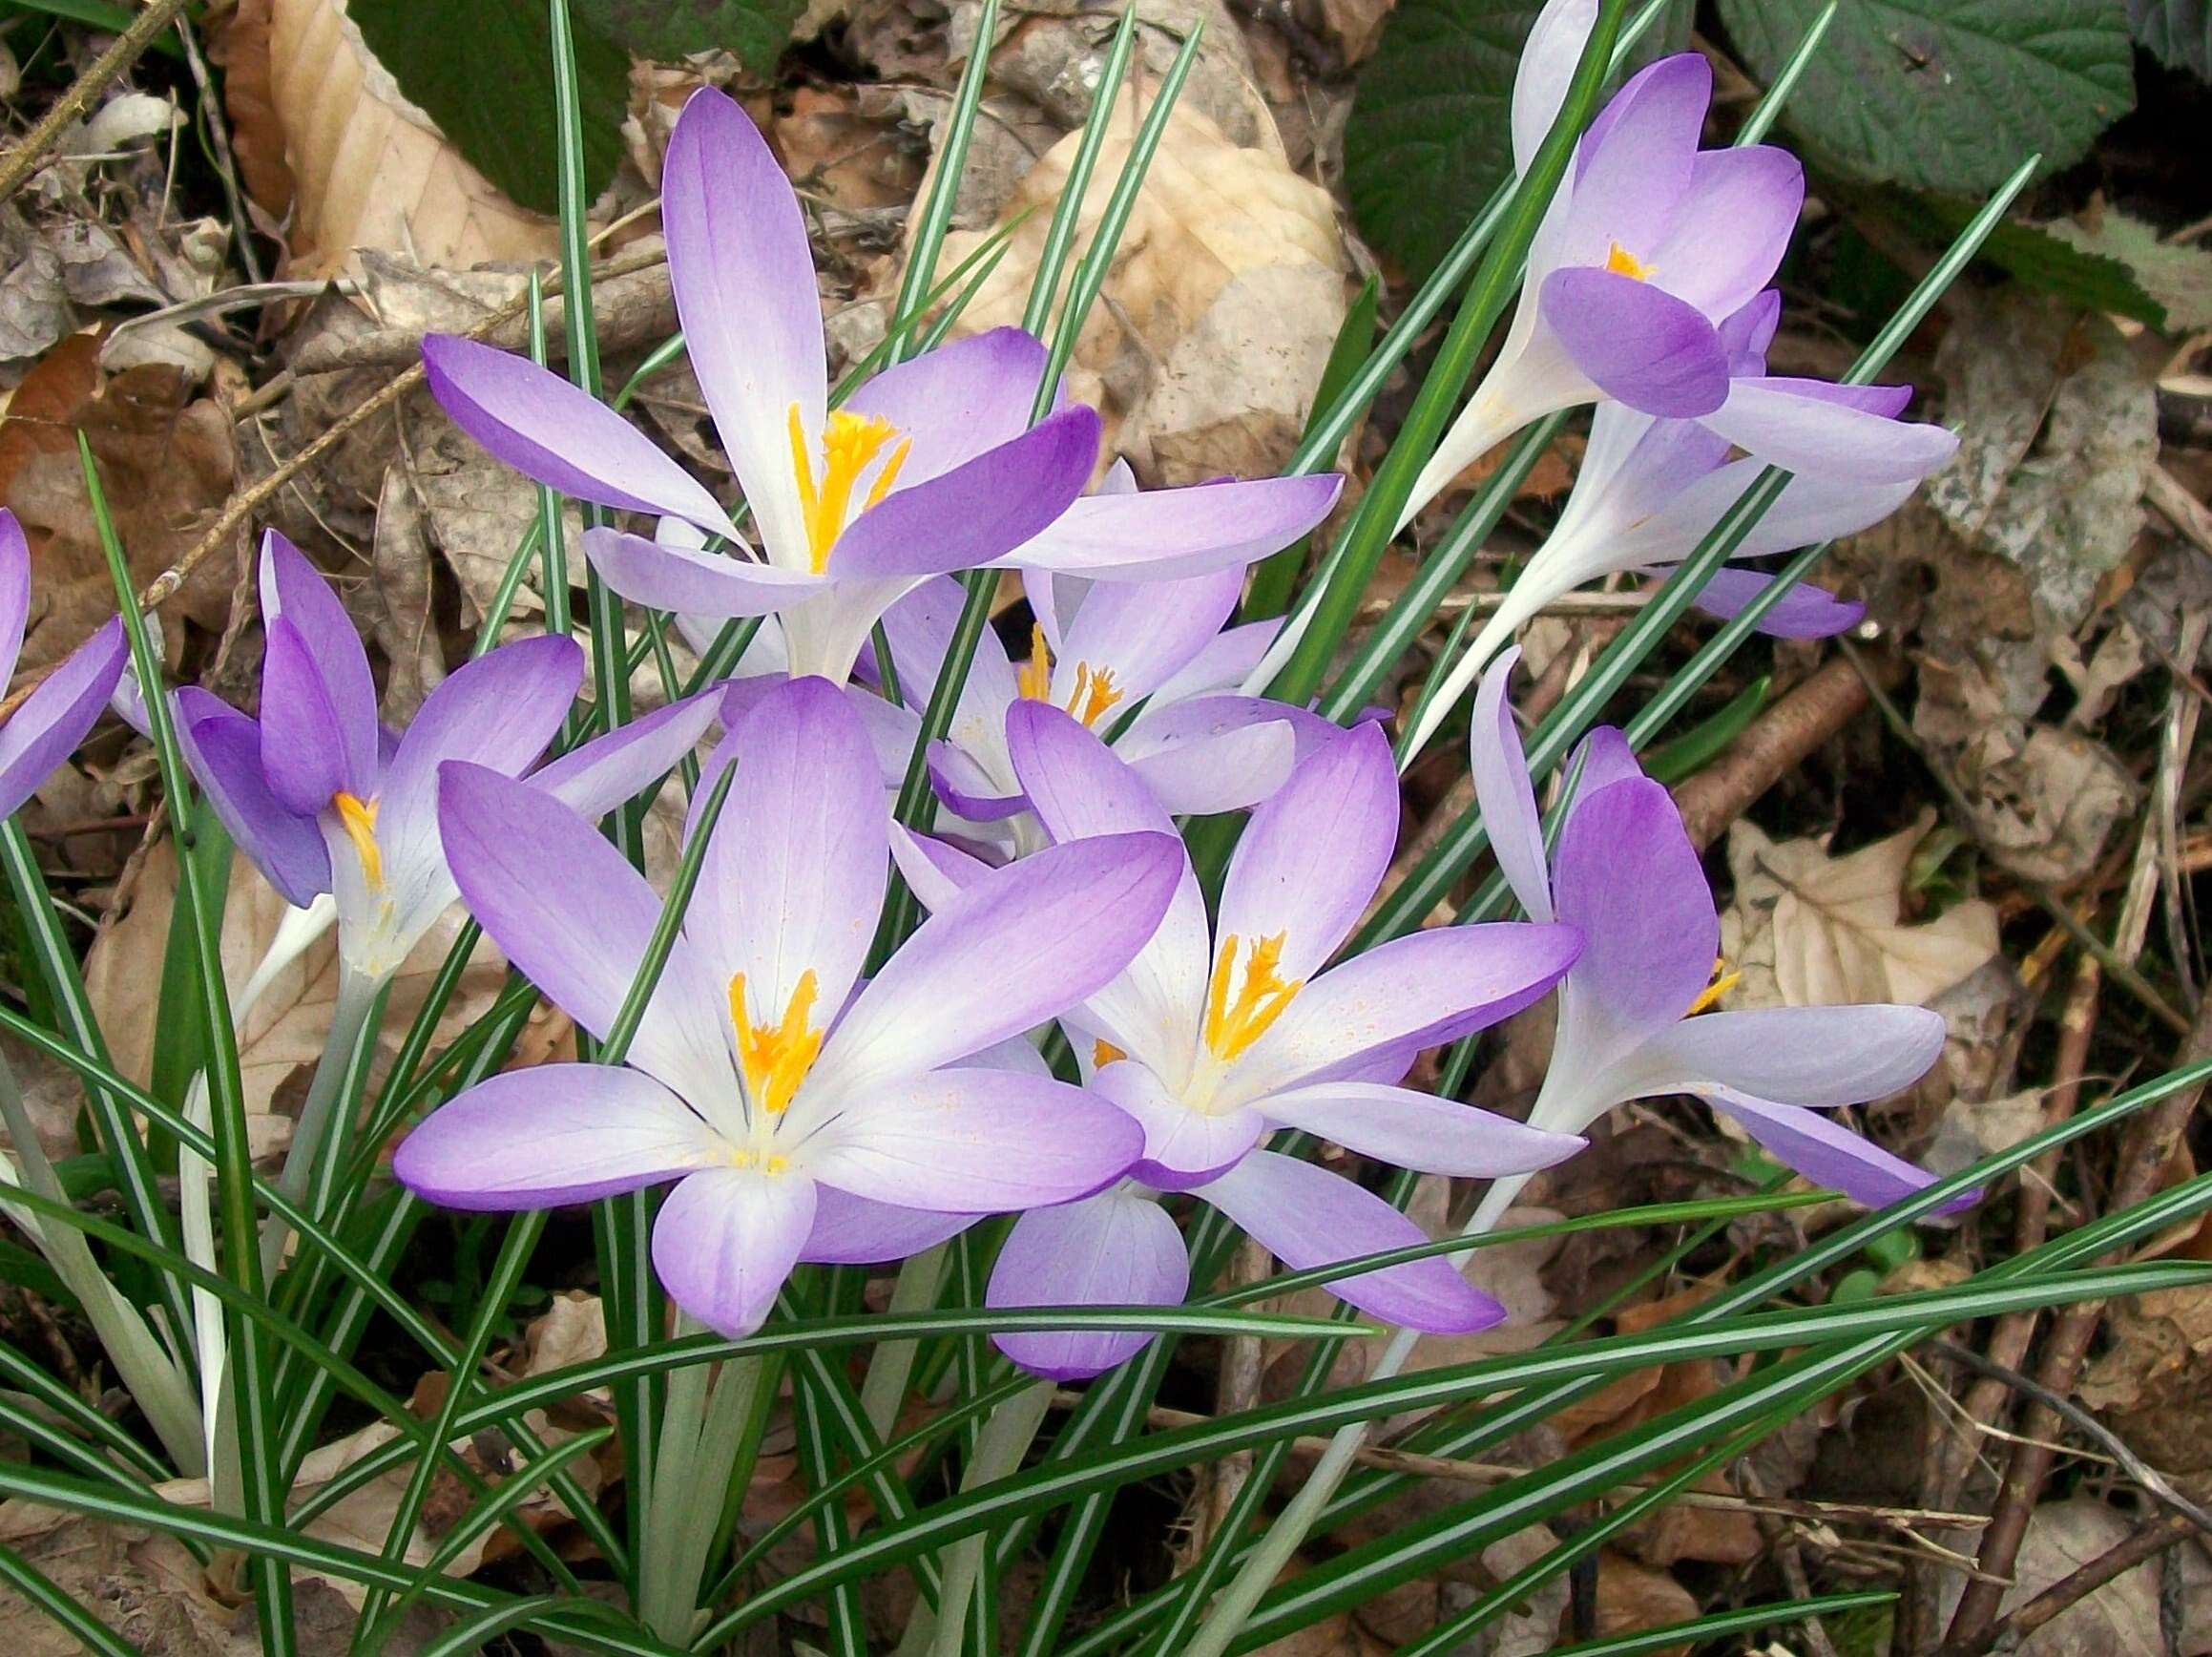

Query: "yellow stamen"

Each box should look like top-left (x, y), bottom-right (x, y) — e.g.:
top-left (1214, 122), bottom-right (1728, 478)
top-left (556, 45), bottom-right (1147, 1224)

top-left (1604, 241), bottom-right (1655, 282)
top-left (1201, 933), bottom-right (1303, 1064)
top-left (1685, 956), bottom-right (1739, 1017)
top-left (787, 405), bottom-right (910, 573)
top-left (1016, 622), bottom-right (1054, 703)
top-left (728, 968), bottom-right (824, 1117)
top-left (1065, 661), bottom-right (1125, 729)
top-left (1093, 1039), bottom-right (1126, 1069)
top-left (729, 1149), bottom-right (793, 1174)
top-left (332, 791), bottom-right (384, 889)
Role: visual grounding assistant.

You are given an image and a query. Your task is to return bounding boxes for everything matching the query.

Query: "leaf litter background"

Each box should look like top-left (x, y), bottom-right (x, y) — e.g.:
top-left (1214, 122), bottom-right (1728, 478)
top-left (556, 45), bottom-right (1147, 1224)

top-left (0, 0), bottom-right (2207, 1650)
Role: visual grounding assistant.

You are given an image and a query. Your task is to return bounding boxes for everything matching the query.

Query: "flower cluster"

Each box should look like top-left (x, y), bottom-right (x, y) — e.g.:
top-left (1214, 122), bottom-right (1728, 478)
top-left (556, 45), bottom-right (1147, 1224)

top-left (0, 9), bottom-right (1971, 1372)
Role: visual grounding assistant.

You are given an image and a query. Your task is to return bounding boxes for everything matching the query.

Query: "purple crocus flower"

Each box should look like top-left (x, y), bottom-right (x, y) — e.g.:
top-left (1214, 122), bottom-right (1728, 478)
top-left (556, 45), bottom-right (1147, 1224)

top-left (1465, 649), bottom-right (1959, 1225)
top-left (1396, 292), bottom-right (1959, 760)
top-left (421, 89), bottom-right (1340, 684)
top-left (173, 532), bottom-right (720, 983)
top-left (1402, 5), bottom-right (1815, 525)
top-left (0, 511), bottom-right (128, 823)
top-left (393, 677), bottom-right (1181, 1336)
top-left (957, 705), bottom-right (1583, 1378)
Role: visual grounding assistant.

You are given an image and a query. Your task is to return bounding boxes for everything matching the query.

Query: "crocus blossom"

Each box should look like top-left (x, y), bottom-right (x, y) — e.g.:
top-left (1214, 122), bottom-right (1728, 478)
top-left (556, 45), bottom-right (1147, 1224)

top-left (957, 705), bottom-right (1583, 1377)
top-left (174, 533), bottom-right (720, 983)
top-left (422, 88), bottom-right (1340, 684)
top-left (394, 676), bottom-right (1184, 1336)
top-left (0, 510), bottom-right (128, 824)
top-left (1465, 649), bottom-right (1959, 1223)
top-left (1395, 291), bottom-right (1960, 761)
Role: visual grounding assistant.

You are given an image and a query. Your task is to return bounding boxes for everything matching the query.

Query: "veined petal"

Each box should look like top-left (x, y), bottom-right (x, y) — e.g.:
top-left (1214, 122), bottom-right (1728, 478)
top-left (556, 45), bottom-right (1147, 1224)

top-left (1564, 724), bottom-right (1645, 797)
top-left (380, 635), bottom-right (581, 846)
top-left (1469, 647), bottom-right (1554, 922)
top-left (805, 1067), bottom-right (1142, 1211)
top-left (579, 527), bottom-right (827, 619)
top-left (1510, 0), bottom-right (1601, 175)
top-left (653, 1168), bottom-right (817, 1338)
top-left (1701, 377), bottom-right (1959, 483)
top-left (1217, 721), bottom-right (1397, 981)
top-left (1094, 1059), bottom-right (1265, 1191)
top-left (1552, 774), bottom-right (1714, 1038)
top-left (839, 327), bottom-right (1049, 488)
top-left (878, 575), bottom-right (1020, 777)
top-left (261, 535), bottom-right (379, 794)
top-left (799, 1186), bottom-right (980, 1265)
top-left (1540, 268), bottom-right (1729, 417)
top-left (1121, 718), bottom-right (1298, 818)
top-left (1050, 567), bottom-right (1245, 709)
top-left (1259, 1080), bottom-right (1583, 1177)
top-left (392, 1064), bottom-right (723, 1208)
top-left (530, 687), bottom-right (723, 822)
top-left (174, 689), bottom-right (330, 906)
top-left (438, 761), bottom-right (733, 1117)
top-left (828, 409), bottom-right (1102, 579)
top-left (887, 823), bottom-right (993, 912)
top-left (1687, 568), bottom-right (1864, 639)
top-left (811, 829), bottom-right (1183, 1097)
top-left (1707, 1090), bottom-right (1968, 1213)
top-left (1555, 53), bottom-right (1709, 267)
top-left (0, 618), bottom-right (127, 823)
top-left (660, 86), bottom-right (825, 569)
top-left (1643, 147), bottom-right (1804, 320)
top-left (928, 742), bottom-right (1029, 822)
top-left (1003, 472), bottom-right (1344, 581)
top-left (0, 510), bottom-right (31, 688)
top-left (422, 335), bottom-right (741, 539)
top-left (989, 1189), bottom-right (1189, 1379)
top-left (1196, 1151), bottom-right (1502, 1332)
top-left (259, 618), bottom-right (355, 815)
top-left (1148, 619), bottom-right (1281, 706)
top-left (1625, 1002), bottom-right (1946, 1108)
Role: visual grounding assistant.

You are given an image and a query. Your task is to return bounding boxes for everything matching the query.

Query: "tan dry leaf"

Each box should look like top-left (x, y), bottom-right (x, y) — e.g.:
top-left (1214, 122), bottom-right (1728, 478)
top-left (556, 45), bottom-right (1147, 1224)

top-left (261, 0), bottom-right (558, 276)
top-left (928, 94), bottom-right (1348, 482)
top-left (84, 840), bottom-right (506, 1122)
top-left (1720, 812), bottom-right (1998, 1012)
top-left (1587, 1553), bottom-right (1700, 1657)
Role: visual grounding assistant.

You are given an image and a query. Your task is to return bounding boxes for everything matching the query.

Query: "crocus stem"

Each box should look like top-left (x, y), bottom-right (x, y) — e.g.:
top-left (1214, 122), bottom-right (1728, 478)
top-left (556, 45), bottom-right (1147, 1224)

top-left (1179, 1170), bottom-right (1534, 1657)
top-left (858, 1242), bottom-right (952, 1438)
top-left (907, 1378), bottom-right (1057, 1657)
top-left (257, 965), bottom-right (381, 1282)
top-left (637, 1318), bottom-right (768, 1642)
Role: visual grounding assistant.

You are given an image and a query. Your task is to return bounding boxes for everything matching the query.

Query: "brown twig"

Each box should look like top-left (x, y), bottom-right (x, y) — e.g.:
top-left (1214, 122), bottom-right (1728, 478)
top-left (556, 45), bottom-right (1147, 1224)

top-left (1672, 652), bottom-right (1889, 852)
top-left (0, 0), bottom-right (195, 205)
top-left (1946, 1508), bottom-right (2198, 1657)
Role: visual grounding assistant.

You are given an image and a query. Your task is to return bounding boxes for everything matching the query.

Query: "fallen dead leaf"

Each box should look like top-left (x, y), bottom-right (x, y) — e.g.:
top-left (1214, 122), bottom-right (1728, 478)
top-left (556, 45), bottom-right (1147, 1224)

top-left (1933, 1497), bottom-right (2212, 1657)
top-left (1584, 1552), bottom-right (1699, 1656)
top-left (1721, 812), bottom-right (1999, 1012)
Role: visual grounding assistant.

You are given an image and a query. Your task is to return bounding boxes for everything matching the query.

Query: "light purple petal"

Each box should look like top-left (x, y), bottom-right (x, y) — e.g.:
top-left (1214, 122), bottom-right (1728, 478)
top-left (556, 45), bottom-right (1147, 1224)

top-left (887, 823), bottom-right (992, 912)
top-left (437, 761), bottom-right (732, 1111)
top-left (0, 510), bottom-right (30, 688)
top-left (1197, 1150), bottom-right (1502, 1333)
top-left (1510, 0), bottom-right (1600, 175)
top-left (989, 1189), bottom-right (1189, 1379)
top-left (260, 535), bottom-right (379, 793)
top-left (1564, 725), bottom-right (1644, 797)
top-left (1148, 619), bottom-right (1282, 705)
top-left (531, 687), bottom-right (723, 821)
top-left (1469, 646), bottom-right (1553, 922)
top-left (0, 618), bottom-right (128, 823)
top-left (1719, 288), bottom-right (1783, 374)
top-left (1643, 147), bottom-right (1804, 319)
top-left (1705, 1091), bottom-right (1968, 1214)
top-left (1094, 1059), bottom-right (1266, 1191)
top-left (1049, 567), bottom-right (1247, 708)
top-left (839, 327), bottom-right (1048, 490)
top-left (829, 409), bottom-right (1102, 579)
top-left (1004, 473), bottom-right (1344, 581)
top-left (1701, 377), bottom-right (1959, 483)
top-left (1227, 922), bottom-right (1582, 1104)
top-left (1217, 721), bottom-right (1398, 981)
top-left (1687, 568), bottom-right (1864, 639)
top-left (813, 829), bottom-right (1184, 1094)
top-left (805, 1067), bottom-right (1143, 1210)
top-left (1259, 1081), bottom-right (1583, 1178)
top-left (699, 675), bottom-right (887, 1038)
top-left (799, 1186), bottom-right (980, 1265)
top-left (174, 689), bottom-right (330, 906)
top-left (1629, 1003), bottom-right (1946, 1108)
top-left (383, 635), bottom-right (580, 809)
top-left (928, 742), bottom-right (1029, 821)
top-left (1116, 703), bottom-right (1298, 817)
top-left (878, 575), bottom-right (1019, 771)
top-left (422, 335), bottom-right (741, 539)
top-left (1551, 775), bottom-right (1714, 1033)
top-left (653, 1168), bottom-right (818, 1338)
top-left (1555, 54), bottom-right (1710, 266)
top-left (579, 528), bottom-right (826, 619)
top-left (259, 618), bottom-right (355, 815)
top-left (392, 1063), bottom-right (722, 1208)
top-left (1541, 268), bottom-right (1729, 417)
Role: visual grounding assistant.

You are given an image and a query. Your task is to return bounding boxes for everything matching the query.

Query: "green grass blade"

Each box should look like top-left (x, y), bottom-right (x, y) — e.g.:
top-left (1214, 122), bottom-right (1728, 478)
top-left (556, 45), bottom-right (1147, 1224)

top-left (889, 0), bottom-right (1003, 360)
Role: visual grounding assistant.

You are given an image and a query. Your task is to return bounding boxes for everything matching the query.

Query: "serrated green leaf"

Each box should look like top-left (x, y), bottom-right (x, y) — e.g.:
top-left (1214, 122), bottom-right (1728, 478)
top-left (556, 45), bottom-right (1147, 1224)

top-left (1345, 0), bottom-right (1547, 274)
top-left (2131, 0), bottom-right (2210, 76)
top-left (347, 0), bottom-right (629, 216)
top-left (574, 0), bottom-right (803, 72)
top-left (2034, 206), bottom-right (2212, 330)
top-left (1717, 0), bottom-right (2133, 194)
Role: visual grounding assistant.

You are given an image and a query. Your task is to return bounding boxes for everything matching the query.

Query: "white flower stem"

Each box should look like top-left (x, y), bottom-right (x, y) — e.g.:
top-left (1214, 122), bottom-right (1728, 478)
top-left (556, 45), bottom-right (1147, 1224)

top-left (1179, 1170), bottom-right (1534, 1657)
top-left (901, 1377), bottom-right (1057, 1657)
top-left (637, 1316), bottom-right (768, 1642)
top-left (859, 1241), bottom-right (952, 1437)
top-left (257, 964), bottom-right (381, 1281)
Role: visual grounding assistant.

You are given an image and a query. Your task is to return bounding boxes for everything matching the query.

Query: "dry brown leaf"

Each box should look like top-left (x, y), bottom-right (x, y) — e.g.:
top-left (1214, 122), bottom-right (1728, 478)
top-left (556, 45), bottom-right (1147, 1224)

top-left (260, 0), bottom-right (558, 276)
top-left (928, 93), bottom-right (1349, 482)
top-left (774, 86), bottom-right (923, 215)
top-left (84, 840), bottom-right (506, 1123)
top-left (1585, 1553), bottom-right (1699, 1656)
top-left (1720, 812), bottom-right (1999, 1012)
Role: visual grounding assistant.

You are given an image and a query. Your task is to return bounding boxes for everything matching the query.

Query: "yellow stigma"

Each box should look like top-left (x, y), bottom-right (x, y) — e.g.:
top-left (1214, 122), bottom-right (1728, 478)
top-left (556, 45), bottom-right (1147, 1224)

top-left (1093, 1038), bottom-right (1127, 1069)
top-left (1685, 956), bottom-right (1740, 1017)
top-left (728, 968), bottom-right (824, 1117)
top-left (730, 1149), bottom-right (792, 1174)
top-left (1201, 933), bottom-right (1302, 1065)
top-left (787, 405), bottom-right (909, 573)
top-left (1604, 241), bottom-right (1655, 282)
top-left (1015, 623), bottom-right (1125, 729)
top-left (332, 791), bottom-right (384, 889)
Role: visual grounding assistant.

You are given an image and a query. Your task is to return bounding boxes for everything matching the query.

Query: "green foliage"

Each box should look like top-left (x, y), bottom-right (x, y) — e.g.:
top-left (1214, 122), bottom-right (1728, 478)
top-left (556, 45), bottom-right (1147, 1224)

top-left (2130, 0), bottom-right (2211, 76)
top-left (576, 0), bottom-right (806, 78)
top-left (1716, 0), bottom-right (2134, 193)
